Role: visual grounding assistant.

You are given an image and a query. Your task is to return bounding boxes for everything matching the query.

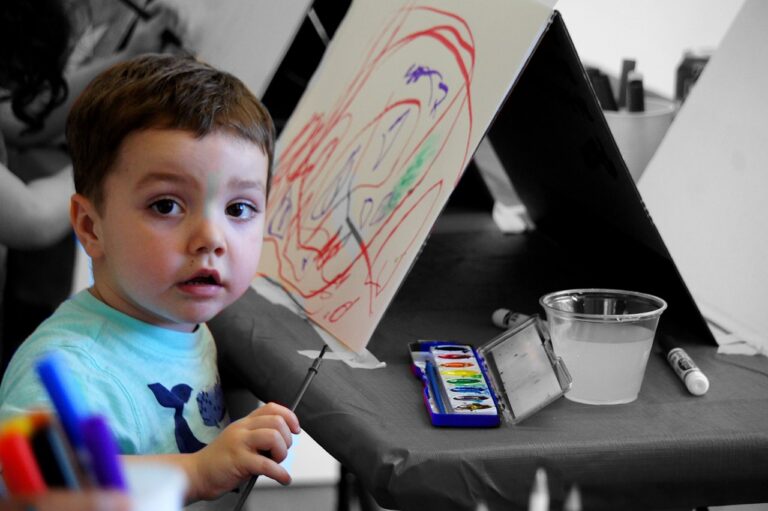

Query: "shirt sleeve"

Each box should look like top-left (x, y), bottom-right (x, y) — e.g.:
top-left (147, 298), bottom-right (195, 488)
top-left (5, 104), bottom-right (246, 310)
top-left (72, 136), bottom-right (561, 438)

top-left (0, 346), bottom-right (60, 421)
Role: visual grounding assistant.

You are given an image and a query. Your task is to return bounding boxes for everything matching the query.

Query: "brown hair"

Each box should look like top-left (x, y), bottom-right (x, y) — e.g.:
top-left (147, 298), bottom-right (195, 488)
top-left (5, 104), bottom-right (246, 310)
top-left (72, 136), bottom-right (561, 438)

top-left (66, 54), bottom-right (274, 210)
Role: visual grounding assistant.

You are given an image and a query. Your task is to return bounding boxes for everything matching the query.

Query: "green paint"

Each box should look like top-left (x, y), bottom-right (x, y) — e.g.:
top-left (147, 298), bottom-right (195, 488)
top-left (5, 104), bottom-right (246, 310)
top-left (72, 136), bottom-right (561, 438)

top-left (204, 173), bottom-right (219, 219)
top-left (446, 378), bottom-right (483, 385)
top-left (386, 135), bottom-right (437, 212)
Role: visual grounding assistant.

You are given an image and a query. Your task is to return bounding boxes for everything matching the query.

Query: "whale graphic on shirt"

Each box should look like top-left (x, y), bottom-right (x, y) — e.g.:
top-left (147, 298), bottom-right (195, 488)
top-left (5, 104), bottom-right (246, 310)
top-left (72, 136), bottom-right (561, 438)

top-left (148, 382), bottom-right (206, 453)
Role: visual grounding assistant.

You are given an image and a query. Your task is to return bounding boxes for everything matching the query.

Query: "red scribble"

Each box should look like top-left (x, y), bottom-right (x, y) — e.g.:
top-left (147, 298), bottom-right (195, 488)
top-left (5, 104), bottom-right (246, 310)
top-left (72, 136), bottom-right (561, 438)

top-left (327, 298), bottom-right (361, 323)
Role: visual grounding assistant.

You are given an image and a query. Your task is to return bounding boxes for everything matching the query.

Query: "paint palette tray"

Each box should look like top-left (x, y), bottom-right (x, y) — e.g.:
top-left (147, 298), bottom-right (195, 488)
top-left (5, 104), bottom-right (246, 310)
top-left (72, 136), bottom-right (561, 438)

top-left (409, 317), bottom-right (572, 426)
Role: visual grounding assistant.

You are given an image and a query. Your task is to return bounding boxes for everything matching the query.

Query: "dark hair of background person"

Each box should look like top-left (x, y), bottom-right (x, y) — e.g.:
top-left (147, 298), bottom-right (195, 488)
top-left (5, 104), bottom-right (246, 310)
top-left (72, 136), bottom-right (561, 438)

top-left (0, 0), bottom-right (73, 133)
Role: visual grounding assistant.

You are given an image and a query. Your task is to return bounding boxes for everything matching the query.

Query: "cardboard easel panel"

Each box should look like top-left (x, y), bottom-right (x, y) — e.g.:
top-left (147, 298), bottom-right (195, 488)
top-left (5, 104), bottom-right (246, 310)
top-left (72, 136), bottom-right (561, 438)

top-left (638, 0), bottom-right (768, 353)
top-left (487, 12), bottom-right (714, 345)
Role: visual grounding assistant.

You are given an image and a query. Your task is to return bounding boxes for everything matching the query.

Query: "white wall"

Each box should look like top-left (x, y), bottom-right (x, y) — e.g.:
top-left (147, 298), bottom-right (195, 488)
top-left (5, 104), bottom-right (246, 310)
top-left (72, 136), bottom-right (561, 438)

top-left (556, 0), bottom-right (746, 98)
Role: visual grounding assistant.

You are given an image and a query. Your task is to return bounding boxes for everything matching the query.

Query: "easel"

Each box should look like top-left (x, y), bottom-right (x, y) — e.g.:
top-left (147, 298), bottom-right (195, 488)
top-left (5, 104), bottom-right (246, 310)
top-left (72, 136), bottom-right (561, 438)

top-left (255, 3), bottom-right (716, 509)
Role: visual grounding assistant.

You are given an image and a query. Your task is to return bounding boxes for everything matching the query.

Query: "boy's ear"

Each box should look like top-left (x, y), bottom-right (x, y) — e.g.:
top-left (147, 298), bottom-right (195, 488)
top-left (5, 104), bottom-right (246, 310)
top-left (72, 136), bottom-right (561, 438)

top-left (70, 193), bottom-right (104, 259)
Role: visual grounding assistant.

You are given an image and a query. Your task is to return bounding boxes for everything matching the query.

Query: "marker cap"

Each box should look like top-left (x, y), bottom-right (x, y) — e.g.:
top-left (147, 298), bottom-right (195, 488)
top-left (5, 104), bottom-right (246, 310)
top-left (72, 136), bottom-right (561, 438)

top-left (684, 371), bottom-right (710, 396)
top-left (491, 308), bottom-right (510, 329)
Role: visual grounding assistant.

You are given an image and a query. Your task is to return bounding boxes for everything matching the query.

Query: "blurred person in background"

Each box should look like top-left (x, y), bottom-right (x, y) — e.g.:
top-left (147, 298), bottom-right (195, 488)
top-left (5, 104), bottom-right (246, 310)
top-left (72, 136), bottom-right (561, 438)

top-left (0, 0), bottom-right (184, 373)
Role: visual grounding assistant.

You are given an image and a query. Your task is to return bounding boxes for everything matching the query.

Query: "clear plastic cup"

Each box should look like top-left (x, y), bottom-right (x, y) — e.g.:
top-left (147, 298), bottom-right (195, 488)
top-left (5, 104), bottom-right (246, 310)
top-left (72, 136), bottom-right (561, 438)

top-left (540, 289), bottom-right (667, 405)
top-left (603, 98), bottom-right (676, 182)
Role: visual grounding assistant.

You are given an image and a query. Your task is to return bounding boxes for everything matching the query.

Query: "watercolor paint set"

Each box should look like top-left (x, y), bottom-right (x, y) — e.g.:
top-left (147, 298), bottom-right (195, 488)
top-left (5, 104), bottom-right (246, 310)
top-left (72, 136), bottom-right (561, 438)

top-left (409, 316), bottom-right (572, 426)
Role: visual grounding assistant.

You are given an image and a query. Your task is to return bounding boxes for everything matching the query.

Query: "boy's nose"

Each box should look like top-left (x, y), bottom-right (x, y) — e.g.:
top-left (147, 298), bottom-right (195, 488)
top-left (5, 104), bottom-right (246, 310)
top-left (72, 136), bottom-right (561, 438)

top-left (189, 217), bottom-right (226, 256)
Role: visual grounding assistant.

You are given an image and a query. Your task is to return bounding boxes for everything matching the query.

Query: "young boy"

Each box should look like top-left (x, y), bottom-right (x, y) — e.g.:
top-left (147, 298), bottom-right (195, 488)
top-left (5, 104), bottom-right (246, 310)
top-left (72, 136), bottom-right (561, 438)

top-left (0, 54), bottom-right (300, 502)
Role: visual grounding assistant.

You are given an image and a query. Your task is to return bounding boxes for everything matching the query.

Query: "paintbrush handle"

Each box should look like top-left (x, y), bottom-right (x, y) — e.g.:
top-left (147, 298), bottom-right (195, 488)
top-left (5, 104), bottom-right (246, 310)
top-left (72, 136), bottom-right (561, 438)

top-left (231, 345), bottom-right (328, 511)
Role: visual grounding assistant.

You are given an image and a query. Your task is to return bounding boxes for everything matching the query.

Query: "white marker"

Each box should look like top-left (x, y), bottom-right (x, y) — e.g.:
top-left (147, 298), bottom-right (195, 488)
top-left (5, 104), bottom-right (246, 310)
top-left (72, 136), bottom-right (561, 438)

top-left (491, 308), bottom-right (531, 330)
top-left (666, 347), bottom-right (710, 396)
top-left (564, 484), bottom-right (582, 511)
top-left (528, 468), bottom-right (549, 511)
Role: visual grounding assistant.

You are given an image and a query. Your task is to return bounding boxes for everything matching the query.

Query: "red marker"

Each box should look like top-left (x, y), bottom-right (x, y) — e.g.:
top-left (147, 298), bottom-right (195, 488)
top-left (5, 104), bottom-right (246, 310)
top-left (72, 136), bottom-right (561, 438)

top-left (0, 431), bottom-right (47, 496)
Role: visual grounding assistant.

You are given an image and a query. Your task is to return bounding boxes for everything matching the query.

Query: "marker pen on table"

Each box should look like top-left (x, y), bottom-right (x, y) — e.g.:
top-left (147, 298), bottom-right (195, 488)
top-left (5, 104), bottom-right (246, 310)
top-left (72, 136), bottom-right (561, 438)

top-left (666, 347), bottom-right (709, 396)
top-left (564, 484), bottom-right (582, 511)
top-left (491, 308), bottom-right (531, 331)
top-left (528, 467), bottom-right (549, 511)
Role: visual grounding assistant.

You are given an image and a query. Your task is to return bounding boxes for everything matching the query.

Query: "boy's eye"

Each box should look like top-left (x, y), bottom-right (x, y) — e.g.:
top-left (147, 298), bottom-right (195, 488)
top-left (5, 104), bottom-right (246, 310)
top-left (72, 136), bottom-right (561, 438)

top-left (226, 202), bottom-right (258, 220)
top-left (150, 199), bottom-right (182, 216)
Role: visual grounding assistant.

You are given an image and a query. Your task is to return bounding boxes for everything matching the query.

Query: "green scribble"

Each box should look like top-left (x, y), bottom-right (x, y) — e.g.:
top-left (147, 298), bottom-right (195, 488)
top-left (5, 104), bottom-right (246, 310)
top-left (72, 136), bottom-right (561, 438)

top-left (386, 134), bottom-right (438, 212)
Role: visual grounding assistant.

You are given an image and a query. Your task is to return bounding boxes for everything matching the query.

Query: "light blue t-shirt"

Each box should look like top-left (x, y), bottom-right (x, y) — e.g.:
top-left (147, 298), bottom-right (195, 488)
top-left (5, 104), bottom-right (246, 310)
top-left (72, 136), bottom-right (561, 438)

top-left (0, 290), bottom-right (228, 455)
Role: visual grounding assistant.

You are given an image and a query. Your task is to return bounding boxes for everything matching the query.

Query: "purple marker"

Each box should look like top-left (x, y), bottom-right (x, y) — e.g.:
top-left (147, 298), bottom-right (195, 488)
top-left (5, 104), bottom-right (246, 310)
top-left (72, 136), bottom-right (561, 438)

top-left (80, 415), bottom-right (127, 490)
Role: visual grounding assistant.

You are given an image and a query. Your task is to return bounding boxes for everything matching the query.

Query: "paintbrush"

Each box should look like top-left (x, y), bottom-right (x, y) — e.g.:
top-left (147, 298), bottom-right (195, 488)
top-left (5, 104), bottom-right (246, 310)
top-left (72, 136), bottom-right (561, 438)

top-left (232, 344), bottom-right (329, 511)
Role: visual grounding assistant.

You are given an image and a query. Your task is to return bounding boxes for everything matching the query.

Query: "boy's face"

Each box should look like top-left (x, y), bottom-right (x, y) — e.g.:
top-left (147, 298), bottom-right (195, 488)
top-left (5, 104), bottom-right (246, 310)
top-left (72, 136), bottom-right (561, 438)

top-left (81, 129), bottom-right (268, 332)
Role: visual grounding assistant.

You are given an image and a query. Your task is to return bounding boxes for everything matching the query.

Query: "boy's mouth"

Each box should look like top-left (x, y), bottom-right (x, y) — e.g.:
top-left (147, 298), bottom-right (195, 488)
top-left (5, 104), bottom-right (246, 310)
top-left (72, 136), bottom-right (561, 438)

top-left (181, 270), bottom-right (222, 286)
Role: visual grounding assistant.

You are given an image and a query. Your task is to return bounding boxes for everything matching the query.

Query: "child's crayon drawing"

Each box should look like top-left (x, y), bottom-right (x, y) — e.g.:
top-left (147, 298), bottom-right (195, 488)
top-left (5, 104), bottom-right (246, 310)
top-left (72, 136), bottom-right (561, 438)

top-left (257, 0), bottom-right (551, 351)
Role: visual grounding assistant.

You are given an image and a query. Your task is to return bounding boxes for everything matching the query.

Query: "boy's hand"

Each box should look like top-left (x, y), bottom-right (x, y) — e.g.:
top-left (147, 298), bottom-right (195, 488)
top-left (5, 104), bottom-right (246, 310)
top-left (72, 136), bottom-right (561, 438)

top-left (190, 402), bottom-right (300, 500)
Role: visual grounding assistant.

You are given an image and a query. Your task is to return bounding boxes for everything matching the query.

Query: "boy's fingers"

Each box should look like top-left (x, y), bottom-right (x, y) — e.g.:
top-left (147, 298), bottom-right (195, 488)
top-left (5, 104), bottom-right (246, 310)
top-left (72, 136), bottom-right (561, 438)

top-left (245, 453), bottom-right (292, 486)
top-left (246, 429), bottom-right (290, 463)
top-left (250, 402), bottom-right (300, 433)
top-left (239, 414), bottom-right (294, 447)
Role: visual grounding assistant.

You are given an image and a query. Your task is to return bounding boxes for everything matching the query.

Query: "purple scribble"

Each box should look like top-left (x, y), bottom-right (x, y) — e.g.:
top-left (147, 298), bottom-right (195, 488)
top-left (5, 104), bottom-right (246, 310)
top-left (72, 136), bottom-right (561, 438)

top-left (404, 64), bottom-right (449, 114)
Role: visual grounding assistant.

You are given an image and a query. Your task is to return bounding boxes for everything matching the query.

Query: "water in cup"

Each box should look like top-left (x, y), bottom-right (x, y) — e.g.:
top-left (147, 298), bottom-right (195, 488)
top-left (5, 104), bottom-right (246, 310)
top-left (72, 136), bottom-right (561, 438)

top-left (549, 320), bottom-right (655, 404)
top-left (540, 289), bottom-right (667, 405)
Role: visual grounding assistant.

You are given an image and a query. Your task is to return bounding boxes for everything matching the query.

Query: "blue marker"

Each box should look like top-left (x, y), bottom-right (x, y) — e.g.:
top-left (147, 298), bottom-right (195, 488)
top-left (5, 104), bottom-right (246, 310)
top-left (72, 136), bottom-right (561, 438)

top-left (35, 354), bottom-right (89, 453)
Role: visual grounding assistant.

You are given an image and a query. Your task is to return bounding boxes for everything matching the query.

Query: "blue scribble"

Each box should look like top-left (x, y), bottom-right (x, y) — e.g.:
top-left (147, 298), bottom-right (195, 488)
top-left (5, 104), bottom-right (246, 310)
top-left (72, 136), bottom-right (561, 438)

top-left (370, 192), bottom-right (395, 226)
top-left (358, 197), bottom-right (374, 228)
top-left (374, 109), bottom-right (410, 171)
top-left (268, 195), bottom-right (293, 239)
top-left (311, 145), bottom-right (360, 221)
